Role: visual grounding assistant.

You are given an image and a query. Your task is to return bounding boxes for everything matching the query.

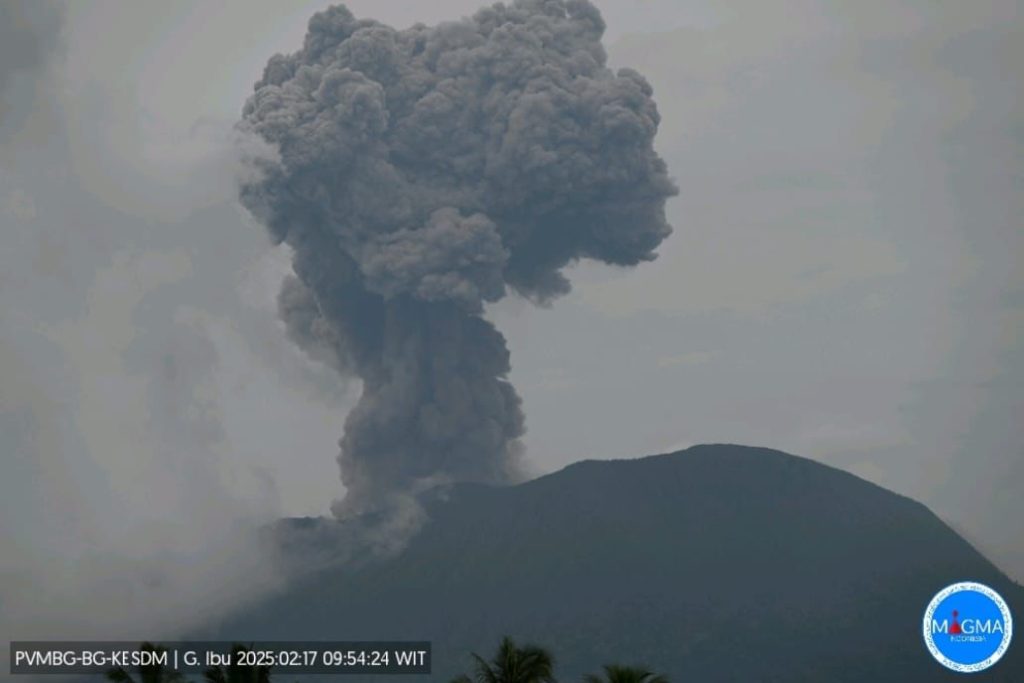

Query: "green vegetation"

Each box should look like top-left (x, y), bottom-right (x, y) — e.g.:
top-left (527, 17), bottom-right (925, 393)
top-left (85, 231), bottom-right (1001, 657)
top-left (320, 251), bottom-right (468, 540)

top-left (449, 636), bottom-right (556, 683)
top-left (446, 637), bottom-right (670, 683)
top-left (583, 664), bottom-right (669, 683)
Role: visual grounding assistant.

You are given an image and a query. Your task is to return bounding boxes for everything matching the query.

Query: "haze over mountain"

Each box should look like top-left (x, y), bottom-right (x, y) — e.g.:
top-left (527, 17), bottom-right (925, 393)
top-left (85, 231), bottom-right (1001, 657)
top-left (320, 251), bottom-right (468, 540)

top-left (209, 445), bottom-right (1023, 682)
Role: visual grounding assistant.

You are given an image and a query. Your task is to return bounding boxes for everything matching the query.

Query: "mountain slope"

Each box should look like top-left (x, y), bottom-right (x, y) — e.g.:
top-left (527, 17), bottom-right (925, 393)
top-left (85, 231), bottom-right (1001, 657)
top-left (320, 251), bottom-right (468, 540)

top-left (214, 445), bottom-right (1023, 682)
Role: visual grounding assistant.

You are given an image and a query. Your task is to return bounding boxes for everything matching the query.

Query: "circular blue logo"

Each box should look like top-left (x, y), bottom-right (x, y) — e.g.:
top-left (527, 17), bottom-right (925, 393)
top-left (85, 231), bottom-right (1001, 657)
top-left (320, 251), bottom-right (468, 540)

top-left (923, 581), bottom-right (1013, 673)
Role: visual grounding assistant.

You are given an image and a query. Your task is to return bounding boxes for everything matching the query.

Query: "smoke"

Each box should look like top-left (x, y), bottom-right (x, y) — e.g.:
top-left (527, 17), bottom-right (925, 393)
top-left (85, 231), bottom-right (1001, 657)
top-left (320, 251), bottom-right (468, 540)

top-left (239, 0), bottom-right (677, 511)
top-left (0, 1), bottom-right (63, 131)
top-left (0, 0), bottom-right (338, 655)
top-left (0, 2), bottom-right (61, 83)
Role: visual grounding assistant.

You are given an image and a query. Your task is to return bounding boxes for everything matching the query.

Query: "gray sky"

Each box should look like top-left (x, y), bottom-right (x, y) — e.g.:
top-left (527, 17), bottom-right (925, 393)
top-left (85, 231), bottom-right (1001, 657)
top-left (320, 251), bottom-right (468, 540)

top-left (1, 0), bottom-right (1021, 646)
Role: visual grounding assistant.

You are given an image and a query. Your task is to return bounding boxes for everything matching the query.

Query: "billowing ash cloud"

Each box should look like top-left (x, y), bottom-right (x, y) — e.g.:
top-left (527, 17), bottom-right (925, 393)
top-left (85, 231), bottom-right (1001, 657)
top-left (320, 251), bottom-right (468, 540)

top-left (0, 1), bottom-right (64, 137)
top-left (0, 2), bottom-right (62, 90)
top-left (239, 0), bottom-right (676, 512)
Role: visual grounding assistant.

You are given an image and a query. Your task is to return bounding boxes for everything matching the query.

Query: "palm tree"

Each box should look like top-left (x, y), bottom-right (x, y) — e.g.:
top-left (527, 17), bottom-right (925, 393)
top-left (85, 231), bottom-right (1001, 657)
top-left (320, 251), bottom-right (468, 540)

top-left (450, 636), bottom-right (556, 683)
top-left (203, 644), bottom-right (272, 683)
top-left (583, 664), bottom-right (668, 683)
top-left (105, 642), bottom-right (187, 683)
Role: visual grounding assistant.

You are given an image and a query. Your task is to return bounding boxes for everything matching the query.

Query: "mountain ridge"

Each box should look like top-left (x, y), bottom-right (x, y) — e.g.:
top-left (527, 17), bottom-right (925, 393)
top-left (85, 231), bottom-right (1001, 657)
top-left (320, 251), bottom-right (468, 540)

top-left (213, 444), bottom-right (1022, 682)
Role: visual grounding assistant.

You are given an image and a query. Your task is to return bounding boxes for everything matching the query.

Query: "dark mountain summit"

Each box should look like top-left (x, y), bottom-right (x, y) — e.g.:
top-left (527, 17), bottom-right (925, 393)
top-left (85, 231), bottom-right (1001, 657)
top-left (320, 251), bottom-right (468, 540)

top-left (214, 445), bottom-right (1023, 682)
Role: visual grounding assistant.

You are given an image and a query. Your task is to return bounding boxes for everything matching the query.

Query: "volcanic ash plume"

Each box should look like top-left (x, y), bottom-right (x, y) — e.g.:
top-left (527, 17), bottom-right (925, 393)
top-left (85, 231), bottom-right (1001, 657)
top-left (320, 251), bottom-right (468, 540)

top-left (239, 0), bottom-right (676, 512)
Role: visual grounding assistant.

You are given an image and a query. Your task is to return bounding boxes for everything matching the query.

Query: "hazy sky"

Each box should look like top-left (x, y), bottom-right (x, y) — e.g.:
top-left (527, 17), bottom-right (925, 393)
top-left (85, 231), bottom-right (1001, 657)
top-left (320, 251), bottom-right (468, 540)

top-left (1, 0), bottom-right (1021, 646)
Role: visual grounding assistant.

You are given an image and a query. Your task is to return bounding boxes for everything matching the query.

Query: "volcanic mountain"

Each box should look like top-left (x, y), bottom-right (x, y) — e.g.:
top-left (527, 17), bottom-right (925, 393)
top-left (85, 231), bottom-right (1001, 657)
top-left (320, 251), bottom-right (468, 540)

top-left (212, 445), bottom-right (1023, 682)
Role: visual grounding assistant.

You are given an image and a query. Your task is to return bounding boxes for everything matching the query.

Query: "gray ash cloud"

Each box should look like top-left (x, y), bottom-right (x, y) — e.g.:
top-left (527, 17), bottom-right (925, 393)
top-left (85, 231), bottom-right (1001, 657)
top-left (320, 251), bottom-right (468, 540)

top-left (238, 0), bottom-right (676, 512)
top-left (0, 2), bottom-right (63, 93)
top-left (0, 1), bottom-right (64, 139)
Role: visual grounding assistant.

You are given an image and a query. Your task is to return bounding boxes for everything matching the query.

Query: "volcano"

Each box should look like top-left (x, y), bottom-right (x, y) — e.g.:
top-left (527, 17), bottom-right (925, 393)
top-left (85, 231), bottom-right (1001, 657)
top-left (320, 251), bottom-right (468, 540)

top-left (211, 445), bottom-right (1023, 682)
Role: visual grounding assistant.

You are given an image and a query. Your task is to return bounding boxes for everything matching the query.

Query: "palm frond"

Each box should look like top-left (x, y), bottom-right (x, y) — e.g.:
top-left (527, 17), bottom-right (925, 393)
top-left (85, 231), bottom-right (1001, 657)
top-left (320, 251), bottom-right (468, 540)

top-left (203, 667), bottom-right (228, 683)
top-left (105, 667), bottom-right (135, 683)
top-left (590, 663), bottom-right (668, 683)
top-left (470, 651), bottom-right (499, 683)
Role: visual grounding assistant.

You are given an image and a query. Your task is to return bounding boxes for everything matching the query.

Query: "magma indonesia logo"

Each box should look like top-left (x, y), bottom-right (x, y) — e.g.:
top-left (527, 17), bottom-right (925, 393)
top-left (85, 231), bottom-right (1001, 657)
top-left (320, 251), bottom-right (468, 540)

top-left (923, 581), bottom-right (1013, 673)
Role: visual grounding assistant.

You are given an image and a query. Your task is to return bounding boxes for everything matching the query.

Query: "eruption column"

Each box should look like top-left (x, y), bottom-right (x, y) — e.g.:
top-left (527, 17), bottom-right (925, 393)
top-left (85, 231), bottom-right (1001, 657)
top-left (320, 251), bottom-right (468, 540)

top-left (239, 0), bottom-right (677, 511)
